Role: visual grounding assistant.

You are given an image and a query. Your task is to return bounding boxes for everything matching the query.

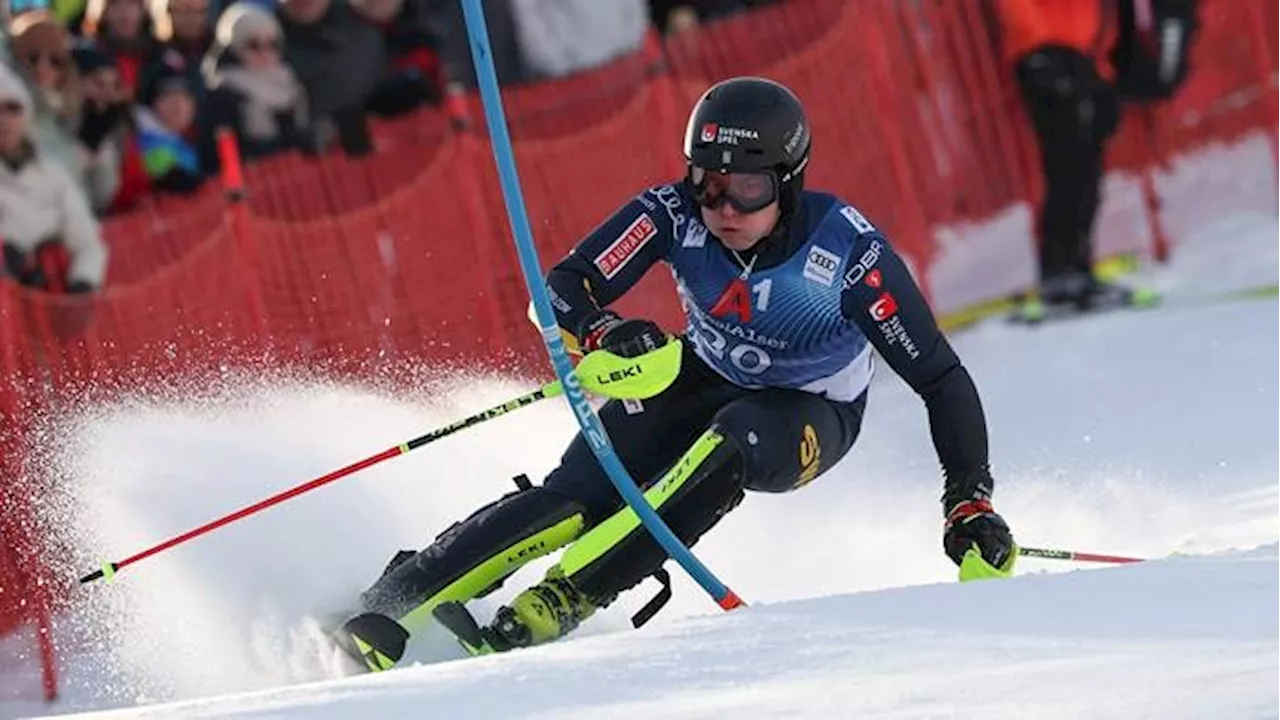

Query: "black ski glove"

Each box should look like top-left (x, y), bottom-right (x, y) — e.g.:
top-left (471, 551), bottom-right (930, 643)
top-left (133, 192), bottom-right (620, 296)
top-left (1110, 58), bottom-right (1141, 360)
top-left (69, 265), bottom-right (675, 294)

top-left (578, 309), bottom-right (667, 358)
top-left (943, 499), bottom-right (1015, 570)
top-left (3, 243), bottom-right (46, 288)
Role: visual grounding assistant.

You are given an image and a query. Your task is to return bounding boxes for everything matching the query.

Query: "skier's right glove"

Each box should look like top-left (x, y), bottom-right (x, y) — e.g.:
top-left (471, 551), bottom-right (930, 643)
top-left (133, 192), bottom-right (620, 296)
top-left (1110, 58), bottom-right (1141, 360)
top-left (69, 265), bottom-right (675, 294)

top-left (578, 309), bottom-right (667, 359)
top-left (944, 499), bottom-right (1016, 581)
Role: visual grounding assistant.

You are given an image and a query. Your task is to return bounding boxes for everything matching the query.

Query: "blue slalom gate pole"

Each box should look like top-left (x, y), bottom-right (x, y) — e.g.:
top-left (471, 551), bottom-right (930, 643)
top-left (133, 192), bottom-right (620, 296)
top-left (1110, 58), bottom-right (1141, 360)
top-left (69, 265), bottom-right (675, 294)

top-left (459, 0), bottom-right (742, 611)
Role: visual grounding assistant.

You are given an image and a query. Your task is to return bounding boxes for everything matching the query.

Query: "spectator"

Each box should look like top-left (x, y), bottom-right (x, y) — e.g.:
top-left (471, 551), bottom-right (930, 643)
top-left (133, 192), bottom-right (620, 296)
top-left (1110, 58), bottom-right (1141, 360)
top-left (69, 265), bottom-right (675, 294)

top-left (0, 63), bottom-right (107, 293)
top-left (350, 0), bottom-right (442, 117)
top-left (149, 0), bottom-right (212, 61)
top-left (203, 2), bottom-right (308, 161)
top-left (647, 0), bottom-right (743, 36)
top-left (510, 0), bottom-right (648, 80)
top-left (276, 0), bottom-right (384, 155)
top-left (663, 6), bottom-right (698, 35)
top-left (993, 0), bottom-right (1124, 318)
top-left (82, 0), bottom-right (157, 96)
top-left (421, 0), bottom-right (525, 91)
top-left (7, 12), bottom-right (83, 185)
top-left (141, 0), bottom-right (213, 105)
top-left (1, 0), bottom-right (88, 65)
top-left (73, 41), bottom-right (133, 212)
top-left (132, 53), bottom-right (203, 193)
top-left (2, 0), bottom-right (60, 25)
top-left (2, 0), bottom-right (93, 26)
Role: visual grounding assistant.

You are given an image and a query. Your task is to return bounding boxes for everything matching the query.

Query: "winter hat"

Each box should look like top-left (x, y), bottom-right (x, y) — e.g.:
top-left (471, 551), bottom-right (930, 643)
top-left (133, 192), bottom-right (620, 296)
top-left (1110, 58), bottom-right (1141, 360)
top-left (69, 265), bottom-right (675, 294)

top-left (140, 48), bottom-right (194, 105)
top-left (215, 2), bottom-right (282, 52)
top-left (8, 10), bottom-right (72, 66)
top-left (71, 40), bottom-right (117, 76)
top-left (0, 64), bottom-right (34, 118)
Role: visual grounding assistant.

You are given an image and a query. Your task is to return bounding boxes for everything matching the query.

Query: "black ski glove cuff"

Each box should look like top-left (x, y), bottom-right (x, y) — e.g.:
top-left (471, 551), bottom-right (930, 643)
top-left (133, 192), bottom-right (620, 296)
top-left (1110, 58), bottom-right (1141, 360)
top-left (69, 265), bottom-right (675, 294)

top-left (943, 499), bottom-right (1015, 569)
top-left (578, 310), bottom-right (666, 358)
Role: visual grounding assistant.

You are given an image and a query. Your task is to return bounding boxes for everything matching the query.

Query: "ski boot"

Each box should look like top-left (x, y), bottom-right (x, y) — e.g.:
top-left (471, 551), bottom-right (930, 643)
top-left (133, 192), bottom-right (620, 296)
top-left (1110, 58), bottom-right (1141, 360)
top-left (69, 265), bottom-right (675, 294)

top-left (434, 567), bottom-right (598, 656)
top-left (1009, 273), bottom-right (1088, 324)
top-left (1011, 292), bottom-right (1047, 324)
top-left (1080, 276), bottom-right (1160, 310)
top-left (1012, 273), bottom-right (1159, 325)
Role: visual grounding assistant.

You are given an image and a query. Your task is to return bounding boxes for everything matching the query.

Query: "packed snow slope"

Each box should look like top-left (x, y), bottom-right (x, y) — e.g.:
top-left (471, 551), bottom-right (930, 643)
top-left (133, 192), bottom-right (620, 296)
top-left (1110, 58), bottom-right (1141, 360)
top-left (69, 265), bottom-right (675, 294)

top-left (0, 212), bottom-right (1275, 719)
top-left (43, 547), bottom-right (1280, 720)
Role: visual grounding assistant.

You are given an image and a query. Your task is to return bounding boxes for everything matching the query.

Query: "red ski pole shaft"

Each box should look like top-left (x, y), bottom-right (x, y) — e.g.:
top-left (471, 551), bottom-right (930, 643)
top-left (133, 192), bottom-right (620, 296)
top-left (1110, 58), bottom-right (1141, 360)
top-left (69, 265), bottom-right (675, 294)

top-left (1019, 546), bottom-right (1144, 564)
top-left (77, 347), bottom-right (686, 585)
top-left (78, 384), bottom-right (558, 584)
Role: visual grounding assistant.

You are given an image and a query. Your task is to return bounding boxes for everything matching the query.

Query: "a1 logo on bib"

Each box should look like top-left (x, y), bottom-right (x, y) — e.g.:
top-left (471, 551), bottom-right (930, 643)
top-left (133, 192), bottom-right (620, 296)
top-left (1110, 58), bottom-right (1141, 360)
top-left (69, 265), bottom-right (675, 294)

top-left (803, 245), bottom-right (841, 287)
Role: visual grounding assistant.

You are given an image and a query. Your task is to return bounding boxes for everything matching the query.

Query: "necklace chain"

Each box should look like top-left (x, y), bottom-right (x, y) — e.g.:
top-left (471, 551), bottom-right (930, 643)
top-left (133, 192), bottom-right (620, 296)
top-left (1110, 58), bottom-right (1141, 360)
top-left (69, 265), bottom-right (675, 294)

top-left (730, 249), bottom-right (757, 279)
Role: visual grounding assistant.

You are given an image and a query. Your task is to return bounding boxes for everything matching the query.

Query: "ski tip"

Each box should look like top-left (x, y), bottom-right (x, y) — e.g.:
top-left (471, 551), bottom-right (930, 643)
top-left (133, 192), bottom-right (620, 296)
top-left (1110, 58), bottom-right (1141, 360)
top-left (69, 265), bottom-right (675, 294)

top-left (335, 612), bottom-right (409, 673)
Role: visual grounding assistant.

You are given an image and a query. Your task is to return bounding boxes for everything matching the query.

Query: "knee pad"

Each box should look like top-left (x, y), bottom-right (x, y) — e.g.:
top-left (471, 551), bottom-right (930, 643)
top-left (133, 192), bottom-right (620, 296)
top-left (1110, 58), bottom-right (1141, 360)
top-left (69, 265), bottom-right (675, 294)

top-left (709, 401), bottom-right (794, 493)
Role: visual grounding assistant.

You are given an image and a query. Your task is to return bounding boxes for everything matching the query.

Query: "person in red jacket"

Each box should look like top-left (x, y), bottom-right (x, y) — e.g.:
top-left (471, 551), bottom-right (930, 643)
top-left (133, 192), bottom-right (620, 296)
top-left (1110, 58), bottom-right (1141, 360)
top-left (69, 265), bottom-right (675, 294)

top-left (81, 0), bottom-right (158, 98)
top-left (994, 0), bottom-right (1138, 321)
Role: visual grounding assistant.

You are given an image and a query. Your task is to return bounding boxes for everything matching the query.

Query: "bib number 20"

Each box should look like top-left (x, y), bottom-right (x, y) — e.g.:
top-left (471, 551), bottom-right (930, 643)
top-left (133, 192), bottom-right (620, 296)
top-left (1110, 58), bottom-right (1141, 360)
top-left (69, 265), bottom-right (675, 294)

top-left (695, 318), bottom-right (772, 375)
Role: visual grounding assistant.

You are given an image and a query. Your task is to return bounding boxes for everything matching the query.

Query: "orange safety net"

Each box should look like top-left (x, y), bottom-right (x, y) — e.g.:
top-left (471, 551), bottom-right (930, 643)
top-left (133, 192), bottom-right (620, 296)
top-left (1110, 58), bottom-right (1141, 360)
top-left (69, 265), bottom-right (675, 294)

top-left (0, 0), bottom-right (1274, 698)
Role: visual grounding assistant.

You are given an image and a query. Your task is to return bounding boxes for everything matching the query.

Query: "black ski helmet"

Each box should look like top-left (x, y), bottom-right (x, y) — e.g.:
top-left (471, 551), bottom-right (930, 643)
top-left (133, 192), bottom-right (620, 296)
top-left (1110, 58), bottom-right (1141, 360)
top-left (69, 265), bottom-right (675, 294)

top-left (682, 76), bottom-right (812, 217)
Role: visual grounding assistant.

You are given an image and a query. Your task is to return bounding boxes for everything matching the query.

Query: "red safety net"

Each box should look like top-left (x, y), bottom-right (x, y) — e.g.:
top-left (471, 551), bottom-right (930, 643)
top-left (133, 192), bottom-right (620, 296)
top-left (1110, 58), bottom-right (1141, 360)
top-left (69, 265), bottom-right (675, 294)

top-left (0, 0), bottom-right (1274, 701)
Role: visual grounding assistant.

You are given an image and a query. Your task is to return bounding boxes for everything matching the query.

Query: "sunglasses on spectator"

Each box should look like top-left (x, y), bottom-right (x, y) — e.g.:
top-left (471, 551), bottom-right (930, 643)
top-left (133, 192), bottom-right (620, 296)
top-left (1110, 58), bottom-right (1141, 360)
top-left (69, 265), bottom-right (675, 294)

top-left (689, 165), bottom-right (778, 213)
top-left (24, 52), bottom-right (68, 70)
top-left (0, 101), bottom-right (25, 116)
top-left (244, 37), bottom-right (280, 52)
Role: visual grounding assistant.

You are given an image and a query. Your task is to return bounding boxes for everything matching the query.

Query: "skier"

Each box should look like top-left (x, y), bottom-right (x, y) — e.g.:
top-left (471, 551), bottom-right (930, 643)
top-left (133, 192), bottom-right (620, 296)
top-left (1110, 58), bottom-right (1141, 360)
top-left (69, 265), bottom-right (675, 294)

top-left (336, 76), bottom-right (1017, 669)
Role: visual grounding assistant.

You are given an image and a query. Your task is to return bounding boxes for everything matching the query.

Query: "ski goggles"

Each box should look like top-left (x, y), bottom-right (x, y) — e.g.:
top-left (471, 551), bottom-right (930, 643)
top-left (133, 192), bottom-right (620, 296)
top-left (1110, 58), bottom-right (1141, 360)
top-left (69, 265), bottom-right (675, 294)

top-left (689, 166), bottom-right (778, 213)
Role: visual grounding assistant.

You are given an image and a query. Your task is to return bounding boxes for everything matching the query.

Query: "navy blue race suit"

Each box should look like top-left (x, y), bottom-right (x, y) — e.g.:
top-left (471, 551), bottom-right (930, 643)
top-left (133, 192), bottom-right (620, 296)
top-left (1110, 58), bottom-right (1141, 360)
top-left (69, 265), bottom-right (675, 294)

top-left (359, 182), bottom-right (995, 627)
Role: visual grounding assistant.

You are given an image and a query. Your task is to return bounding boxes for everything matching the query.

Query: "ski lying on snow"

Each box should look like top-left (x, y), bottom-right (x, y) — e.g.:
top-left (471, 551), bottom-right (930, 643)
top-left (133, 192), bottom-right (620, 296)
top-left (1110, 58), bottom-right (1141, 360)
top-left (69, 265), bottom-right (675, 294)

top-left (1008, 283), bottom-right (1276, 327)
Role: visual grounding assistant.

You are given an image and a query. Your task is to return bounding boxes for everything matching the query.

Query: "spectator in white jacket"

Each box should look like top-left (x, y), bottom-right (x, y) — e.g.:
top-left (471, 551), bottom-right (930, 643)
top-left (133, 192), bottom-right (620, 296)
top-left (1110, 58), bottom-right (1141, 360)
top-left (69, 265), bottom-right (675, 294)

top-left (510, 0), bottom-right (648, 80)
top-left (0, 63), bottom-right (107, 294)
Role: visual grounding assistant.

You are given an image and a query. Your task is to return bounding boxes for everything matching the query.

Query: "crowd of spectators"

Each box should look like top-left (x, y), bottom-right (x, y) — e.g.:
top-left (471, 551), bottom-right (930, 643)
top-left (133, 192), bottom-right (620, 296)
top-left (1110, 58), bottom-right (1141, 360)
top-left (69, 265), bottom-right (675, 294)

top-left (0, 0), bottom-right (781, 296)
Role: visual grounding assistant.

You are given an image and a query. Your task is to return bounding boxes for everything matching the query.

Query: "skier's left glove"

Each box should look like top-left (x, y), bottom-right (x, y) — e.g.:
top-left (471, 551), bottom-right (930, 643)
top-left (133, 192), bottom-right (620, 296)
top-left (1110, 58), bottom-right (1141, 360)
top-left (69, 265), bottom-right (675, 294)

top-left (944, 499), bottom-right (1016, 581)
top-left (578, 309), bottom-right (667, 359)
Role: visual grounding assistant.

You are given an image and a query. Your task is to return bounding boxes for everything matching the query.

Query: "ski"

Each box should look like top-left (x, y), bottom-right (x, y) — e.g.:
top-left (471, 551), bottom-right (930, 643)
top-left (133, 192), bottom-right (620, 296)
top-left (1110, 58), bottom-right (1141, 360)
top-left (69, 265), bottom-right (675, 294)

top-left (330, 612), bottom-right (410, 673)
top-left (1009, 282), bottom-right (1277, 326)
top-left (1008, 285), bottom-right (1161, 326)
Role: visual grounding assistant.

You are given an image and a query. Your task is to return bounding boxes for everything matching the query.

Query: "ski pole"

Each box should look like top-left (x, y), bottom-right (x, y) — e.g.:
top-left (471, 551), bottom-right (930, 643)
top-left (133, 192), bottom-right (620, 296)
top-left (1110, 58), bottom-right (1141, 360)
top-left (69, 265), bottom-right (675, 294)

top-left (78, 344), bottom-right (684, 585)
top-left (1019, 546), bottom-right (1144, 564)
